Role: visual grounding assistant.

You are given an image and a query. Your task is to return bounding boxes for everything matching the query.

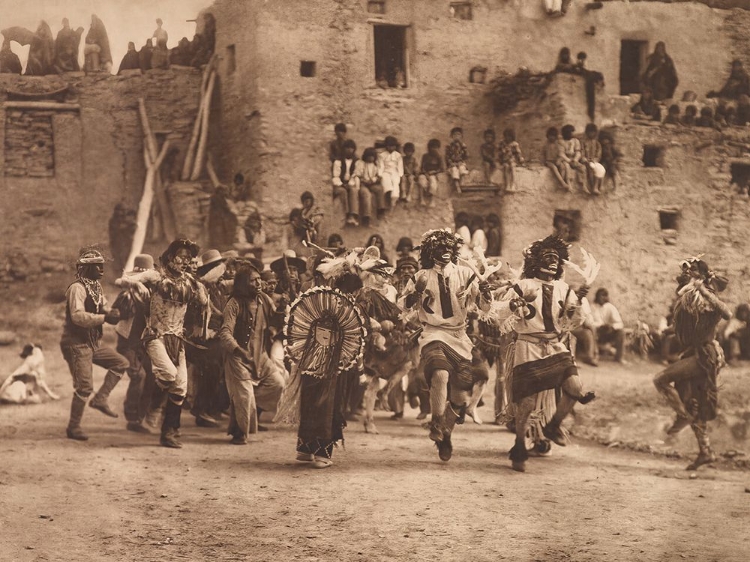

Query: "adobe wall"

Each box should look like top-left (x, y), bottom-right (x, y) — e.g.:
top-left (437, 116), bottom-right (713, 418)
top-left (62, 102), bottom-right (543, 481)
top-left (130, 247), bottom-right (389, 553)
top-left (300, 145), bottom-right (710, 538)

top-left (206, 0), bottom-right (736, 236)
top-left (500, 122), bottom-right (750, 327)
top-left (0, 69), bottom-right (203, 278)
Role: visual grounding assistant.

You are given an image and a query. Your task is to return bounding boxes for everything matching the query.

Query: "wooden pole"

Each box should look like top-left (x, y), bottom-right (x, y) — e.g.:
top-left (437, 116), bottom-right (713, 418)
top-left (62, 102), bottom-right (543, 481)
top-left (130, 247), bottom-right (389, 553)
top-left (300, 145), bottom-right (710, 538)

top-left (206, 155), bottom-right (221, 189)
top-left (190, 69), bottom-right (217, 181)
top-left (181, 56), bottom-right (216, 181)
top-left (124, 140), bottom-right (171, 274)
top-left (139, 98), bottom-right (177, 239)
top-left (144, 146), bottom-right (163, 241)
top-left (138, 98), bottom-right (158, 160)
top-left (2, 101), bottom-right (80, 111)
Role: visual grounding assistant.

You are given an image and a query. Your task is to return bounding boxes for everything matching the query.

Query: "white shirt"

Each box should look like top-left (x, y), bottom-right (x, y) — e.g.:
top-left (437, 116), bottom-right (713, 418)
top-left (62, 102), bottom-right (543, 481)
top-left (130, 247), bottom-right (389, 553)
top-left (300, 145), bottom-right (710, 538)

top-left (470, 229), bottom-right (488, 252)
top-left (591, 301), bottom-right (624, 330)
top-left (377, 150), bottom-right (404, 177)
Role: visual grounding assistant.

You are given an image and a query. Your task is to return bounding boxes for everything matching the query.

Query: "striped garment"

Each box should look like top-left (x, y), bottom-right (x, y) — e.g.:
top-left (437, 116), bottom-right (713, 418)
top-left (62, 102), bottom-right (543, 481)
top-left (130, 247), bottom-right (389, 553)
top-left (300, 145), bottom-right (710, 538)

top-left (511, 352), bottom-right (576, 402)
top-left (422, 341), bottom-right (476, 391)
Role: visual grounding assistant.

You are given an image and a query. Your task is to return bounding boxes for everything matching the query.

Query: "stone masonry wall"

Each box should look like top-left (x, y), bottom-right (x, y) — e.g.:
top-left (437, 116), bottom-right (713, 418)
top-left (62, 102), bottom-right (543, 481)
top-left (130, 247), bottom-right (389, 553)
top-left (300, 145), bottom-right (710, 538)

top-left (0, 69), bottom-right (203, 279)
top-left (4, 110), bottom-right (55, 178)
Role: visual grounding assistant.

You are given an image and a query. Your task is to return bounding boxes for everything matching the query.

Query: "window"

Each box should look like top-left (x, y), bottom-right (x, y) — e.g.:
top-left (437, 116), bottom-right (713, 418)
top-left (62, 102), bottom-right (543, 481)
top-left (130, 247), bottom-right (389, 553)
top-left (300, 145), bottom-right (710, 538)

top-left (620, 40), bottom-right (648, 95)
top-left (367, 0), bottom-right (386, 14)
top-left (450, 2), bottom-right (473, 20)
top-left (658, 208), bottom-right (679, 231)
top-left (553, 210), bottom-right (581, 242)
top-left (373, 25), bottom-right (408, 88)
top-left (730, 162), bottom-right (750, 194)
top-left (642, 144), bottom-right (666, 168)
top-left (226, 44), bottom-right (236, 74)
top-left (300, 60), bottom-right (316, 78)
top-left (469, 66), bottom-right (487, 84)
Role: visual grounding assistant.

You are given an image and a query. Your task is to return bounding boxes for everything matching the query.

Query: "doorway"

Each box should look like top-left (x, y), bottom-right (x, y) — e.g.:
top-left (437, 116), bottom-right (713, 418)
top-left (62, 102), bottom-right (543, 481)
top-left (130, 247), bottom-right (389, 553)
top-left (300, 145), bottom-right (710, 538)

top-left (374, 24), bottom-right (408, 88)
top-left (620, 40), bottom-right (648, 95)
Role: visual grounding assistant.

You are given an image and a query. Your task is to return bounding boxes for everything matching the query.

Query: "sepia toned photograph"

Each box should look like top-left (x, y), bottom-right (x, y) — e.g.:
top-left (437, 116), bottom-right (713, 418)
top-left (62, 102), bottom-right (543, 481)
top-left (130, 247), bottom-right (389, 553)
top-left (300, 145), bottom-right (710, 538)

top-left (0, 0), bottom-right (749, 560)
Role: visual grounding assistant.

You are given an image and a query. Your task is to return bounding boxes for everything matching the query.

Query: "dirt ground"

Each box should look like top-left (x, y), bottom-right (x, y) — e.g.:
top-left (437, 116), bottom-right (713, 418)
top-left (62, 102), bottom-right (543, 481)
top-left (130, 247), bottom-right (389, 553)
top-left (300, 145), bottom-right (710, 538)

top-left (1, 328), bottom-right (750, 562)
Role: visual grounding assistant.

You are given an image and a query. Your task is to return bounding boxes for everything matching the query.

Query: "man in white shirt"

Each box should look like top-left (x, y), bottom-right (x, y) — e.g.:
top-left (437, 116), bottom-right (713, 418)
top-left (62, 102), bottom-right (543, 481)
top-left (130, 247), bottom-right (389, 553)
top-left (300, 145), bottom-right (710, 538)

top-left (591, 288), bottom-right (626, 363)
top-left (572, 295), bottom-right (599, 366)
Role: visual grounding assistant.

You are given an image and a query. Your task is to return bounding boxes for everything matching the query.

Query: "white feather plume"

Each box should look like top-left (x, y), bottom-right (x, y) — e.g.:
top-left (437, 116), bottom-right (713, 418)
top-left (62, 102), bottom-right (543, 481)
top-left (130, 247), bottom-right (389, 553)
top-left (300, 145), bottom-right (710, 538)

top-left (564, 247), bottom-right (600, 286)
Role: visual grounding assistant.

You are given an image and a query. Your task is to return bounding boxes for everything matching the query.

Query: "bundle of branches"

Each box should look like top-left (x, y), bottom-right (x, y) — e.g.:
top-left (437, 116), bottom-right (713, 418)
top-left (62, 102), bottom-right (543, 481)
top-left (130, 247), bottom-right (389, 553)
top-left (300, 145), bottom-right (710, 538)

top-left (487, 68), bottom-right (552, 114)
top-left (627, 321), bottom-right (654, 359)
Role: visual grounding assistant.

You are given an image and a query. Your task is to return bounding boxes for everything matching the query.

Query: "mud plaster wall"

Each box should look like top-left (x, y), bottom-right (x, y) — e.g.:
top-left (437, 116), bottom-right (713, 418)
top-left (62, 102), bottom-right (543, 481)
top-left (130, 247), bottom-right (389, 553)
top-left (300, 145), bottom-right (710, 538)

top-left (0, 69), bottom-right (202, 275)
top-left (205, 0), bottom-right (749, 325)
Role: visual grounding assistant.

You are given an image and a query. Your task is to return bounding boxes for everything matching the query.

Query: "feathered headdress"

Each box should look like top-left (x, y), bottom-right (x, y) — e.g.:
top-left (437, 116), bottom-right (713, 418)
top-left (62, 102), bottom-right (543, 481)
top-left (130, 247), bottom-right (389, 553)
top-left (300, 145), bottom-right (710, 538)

top-left (418, 228), bottom-right (463, 270)
top-left (521, 235), bottom-right (570, 280)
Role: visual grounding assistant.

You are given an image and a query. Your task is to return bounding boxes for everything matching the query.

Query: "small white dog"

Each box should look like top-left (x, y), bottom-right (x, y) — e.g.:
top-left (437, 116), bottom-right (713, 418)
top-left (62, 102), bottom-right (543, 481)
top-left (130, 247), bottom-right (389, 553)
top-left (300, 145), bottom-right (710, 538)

top-left (0, 344), bottom-right (60, 404)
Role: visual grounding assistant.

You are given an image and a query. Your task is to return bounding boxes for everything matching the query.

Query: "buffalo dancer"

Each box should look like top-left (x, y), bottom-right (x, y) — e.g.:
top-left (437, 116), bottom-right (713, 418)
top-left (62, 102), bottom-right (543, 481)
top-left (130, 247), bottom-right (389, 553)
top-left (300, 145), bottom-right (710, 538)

top-left (653, 257), bottom-right (731, 470)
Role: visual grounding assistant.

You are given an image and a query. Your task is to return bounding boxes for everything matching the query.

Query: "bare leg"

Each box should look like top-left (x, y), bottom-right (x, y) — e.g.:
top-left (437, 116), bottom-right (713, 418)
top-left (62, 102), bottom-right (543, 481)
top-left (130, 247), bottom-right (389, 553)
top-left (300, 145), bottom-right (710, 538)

top-left (653, 356), bottom-right (700, 425)
top-left (507, 163), bottom-right (516, 192)
top-left (547, 163), bottom-right (568, 191)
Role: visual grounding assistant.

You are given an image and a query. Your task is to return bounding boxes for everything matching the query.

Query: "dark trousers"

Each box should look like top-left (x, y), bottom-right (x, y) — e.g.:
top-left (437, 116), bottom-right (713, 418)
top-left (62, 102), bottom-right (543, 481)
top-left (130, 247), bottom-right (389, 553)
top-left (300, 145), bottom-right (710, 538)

top-left (116, 335), bottom-right (154, 423)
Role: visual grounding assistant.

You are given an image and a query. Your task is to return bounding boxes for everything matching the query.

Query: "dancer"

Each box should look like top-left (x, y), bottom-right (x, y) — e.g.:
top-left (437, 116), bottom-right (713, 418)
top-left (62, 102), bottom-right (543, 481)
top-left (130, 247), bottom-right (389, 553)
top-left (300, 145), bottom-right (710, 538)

top-left (357, 255), bottom-right (418, 433)
top-left (496, 236), bottom-right (595, 472)
top-left (61, 248), bottom-right (128, 440)
top-left (653, 257), bottom-right (730, 470)
top-left (276, 256), bottom-right (367, 469)
top-left (400, 229), bottom-right (492, 461)
top-left (117, 239), bottom-right (208, 448)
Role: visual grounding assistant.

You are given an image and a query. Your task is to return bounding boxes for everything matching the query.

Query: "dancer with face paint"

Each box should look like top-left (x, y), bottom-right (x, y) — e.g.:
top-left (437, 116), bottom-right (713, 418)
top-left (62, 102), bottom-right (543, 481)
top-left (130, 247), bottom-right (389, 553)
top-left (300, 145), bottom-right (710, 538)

top-left (496, 236), bottom-right (595, 472)
top-left (400, 229), bottom-right (492, 461)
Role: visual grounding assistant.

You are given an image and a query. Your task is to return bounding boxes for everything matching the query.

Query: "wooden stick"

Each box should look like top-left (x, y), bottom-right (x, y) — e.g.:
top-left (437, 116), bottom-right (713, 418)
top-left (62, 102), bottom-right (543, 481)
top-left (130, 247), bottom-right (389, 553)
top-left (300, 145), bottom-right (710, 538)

top-left (139, 99), bottom-right (177, 239)
top-left (180, 57), bottom-right (216, 180)
top-left (190, 69), bottom-right (217, 181)
top-left (206, 155), bottom-right (221, 188)
top-left (124, 140), bottom-right (171, 274)
top-left (181, 98), bottom-right (204, 180)
top-left (138, 98), bottom-right (158, 160)
top-left (2, 101), bottom-right (80, 111)
top-left (144, 145), bottom-right (164, 241)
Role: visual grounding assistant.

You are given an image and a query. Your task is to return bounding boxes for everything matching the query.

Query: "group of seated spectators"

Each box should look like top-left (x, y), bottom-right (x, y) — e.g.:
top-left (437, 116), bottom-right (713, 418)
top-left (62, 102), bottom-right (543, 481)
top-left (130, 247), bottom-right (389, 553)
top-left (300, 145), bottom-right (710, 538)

top-left (630, 44), bottom-right (750, 129)
top-left (542, 122), bottom-right (621, 194)
top-left (118, 16), bottom-right (215, 74)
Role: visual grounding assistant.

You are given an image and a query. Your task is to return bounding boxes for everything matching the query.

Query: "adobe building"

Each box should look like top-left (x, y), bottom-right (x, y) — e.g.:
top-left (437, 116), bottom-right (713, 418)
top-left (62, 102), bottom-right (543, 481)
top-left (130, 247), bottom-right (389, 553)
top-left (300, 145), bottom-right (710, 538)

top-left (203, 0), bottom-right (750, 325)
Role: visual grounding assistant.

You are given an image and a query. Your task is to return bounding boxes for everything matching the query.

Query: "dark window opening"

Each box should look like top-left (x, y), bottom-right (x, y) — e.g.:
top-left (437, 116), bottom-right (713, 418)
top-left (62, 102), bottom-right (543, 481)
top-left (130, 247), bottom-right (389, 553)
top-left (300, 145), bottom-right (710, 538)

top-left (658, 209), bottom-right (679, 230)
top-left (451, 2), bottom-right (473, 20)
top-left (368, 0), bottom-right (386, 14)
top-left (469, 66), bottom-right (487, 84)
top-left (374, 24), bottom-right (408, 88)
top-left (300, 60), bottom-right (316, 78)
top-left (620, 40), bottom-right (648, 95)
top-left (642, 144), bottom-right (666, 168)
top-left (553, 210), bottom-right (581, 243)
top-left (730, 162), bottom-right (750, 193)
top-left (226, 44), bottom-right (236, 74)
